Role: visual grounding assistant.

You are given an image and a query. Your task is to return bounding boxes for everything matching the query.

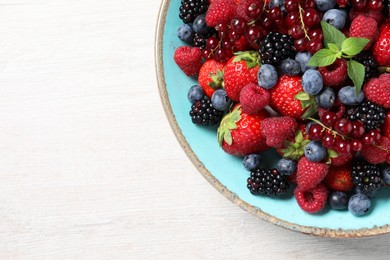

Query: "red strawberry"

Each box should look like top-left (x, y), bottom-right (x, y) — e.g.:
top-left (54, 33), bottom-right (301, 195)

top-left (324, 164), bottom-right (353, 192)
top-left (239, 83), bottom-right (270, 115)
top-left (296, 157), bottom-right (329, 191)
top-left (382, 111), bottom-right (390, 138)
top-left (217, 105), bottom-right (269, 156)
top-left (206, 0), bottom-right (237, 27)
top-left (330, 151), bottom-right (355, 166)
top-left (360, 136), bottom-right (390, 164)
top-left (174, 46), bottom-right (203, 77)
top-left (224, 51), bottom-right (260, 101)
top-left (198, 59), bottom-right (225, 98)
top-left (373, 21), bottom-right (390, 66)
top-left (349, 15), bottom-right (379, 49)
top-left (364, 73), bottom-right (390, 109)
top-left (261, 116), bottom-right (298, 148)
top-left (294, 183), bottom-right (329, 214)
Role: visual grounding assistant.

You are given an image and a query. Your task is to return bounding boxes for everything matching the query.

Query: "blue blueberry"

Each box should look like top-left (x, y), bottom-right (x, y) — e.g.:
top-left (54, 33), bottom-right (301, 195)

top-left (348, 193), bottom-right (371, 216)
top-left (188, 85), bottom-right (204, 104)
top-left (338, 86), bottom-right (364, 106)
top-left (281, 58), bottom-right (301, 76)
top-left (269, 0), bottom-right (285, 8)
top-left (314, 0), bottom-right (336, 11)
top-left (322, 9), bottom-right (347, 29)
top-left (177, 24), bottom-right (194, 43)
top-left (302, 69), bottom-right (324, 95)
top-left (316, 87), bottom-right (335, 109)
top-left (243, 154), bottom-right (262, 171)
top-left (306, 121), bottom-right (318, 134)
top-left (328, 191), bottom-right (348, 210)
top-left (304, 141), bottom-right (327, 162)
top-left (295, 52), bottom-right (315, 73)
top-left (355, 187), bottom-right (379, 199)
top-left (258, 64), bottom-right (278, 89)
top-left (382, 166), bottom-right (390, 185)
top-left (192, 14), bottom-right (209, 35)
top-left (276, 159), bottom-right (297, 176)
top-left (211, 89), bottom-right (230, 111)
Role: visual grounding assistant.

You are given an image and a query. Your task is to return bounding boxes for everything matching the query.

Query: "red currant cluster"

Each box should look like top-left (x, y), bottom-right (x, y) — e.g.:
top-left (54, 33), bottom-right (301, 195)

top-left (338, 0), bottom-right (384, 10)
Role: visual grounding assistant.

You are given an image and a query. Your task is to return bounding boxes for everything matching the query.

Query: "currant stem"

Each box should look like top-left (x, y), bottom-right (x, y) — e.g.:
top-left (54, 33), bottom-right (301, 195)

top-left (307, 117), bottom-right (347, 140)
top-left (298, 1), bottom-right (311, 41)
top-left (378, 67), bottom-right (390, 73)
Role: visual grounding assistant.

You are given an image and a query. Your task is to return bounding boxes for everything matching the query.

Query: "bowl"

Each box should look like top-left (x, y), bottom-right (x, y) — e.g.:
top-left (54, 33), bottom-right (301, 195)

top-left (155, 0), bottom-right (390, 238)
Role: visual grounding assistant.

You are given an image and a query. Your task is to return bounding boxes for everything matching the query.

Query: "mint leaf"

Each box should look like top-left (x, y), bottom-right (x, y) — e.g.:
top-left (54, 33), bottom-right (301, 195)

top-left (327, 43), bottom-right (340, 53)
top-left (308, 49), bottom-right (338, 67)
top-left (347, 60), bottom-right (365, 95)
top-left (321, 21), bottom-right (346, 48)
top-left (341, 37), bottom-right (370, 56)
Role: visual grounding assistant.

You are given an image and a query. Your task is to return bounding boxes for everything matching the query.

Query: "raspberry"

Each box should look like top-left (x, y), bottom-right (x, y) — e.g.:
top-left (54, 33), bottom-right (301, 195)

top-left (349, 15), bottom-right (379, 49)
top-left (361, 137), bottom-right (390, 164)
top-left (174, 46), bottom-right (203, 77)
top-left (364, 74), bottom-right (390, 109)
top-left (236, 0), bottom-right (260, 22)
top-left (324, 164), bottom-right (354, 192)
top-left (294, 183), bottom-right (329, 214)
top-left (261, 116), bottom-right (298, 148)
top-left (382, 111), bottom-right (390, 138)
top-left (205, 0), bottom-right (237, 27)
top-left (318, 59), bottom-right (347, 88)
top-left (296, 157), bottom-right (329, 191)
top-left (239, 83), bottom-right (270, 115)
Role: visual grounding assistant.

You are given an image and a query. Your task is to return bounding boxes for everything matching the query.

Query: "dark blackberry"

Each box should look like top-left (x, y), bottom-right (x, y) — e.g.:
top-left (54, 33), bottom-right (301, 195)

top-left (346, 101), bottom-right (386, 130)
top-left (179, 0), bottom-right (209, 24)
top-left (247, 168), bottom-right (290, 197)
top-left (354, 52), bottom-right (378, 83)
top-left (189, 96), bottom-right (223, 126)
top-left (259, 32), bottom-right (296, 65)
top-left (352, 160), bottom-right (383, 195)
top-left (193, 29), bottom-right (217, 49)
top-left (383, 0), bottom-right (389, 17)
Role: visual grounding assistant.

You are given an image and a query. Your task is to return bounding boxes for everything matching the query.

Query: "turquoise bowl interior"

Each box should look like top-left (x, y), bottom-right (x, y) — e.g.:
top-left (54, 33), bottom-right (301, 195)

top-left (156, 0), bottom-right (390, 237)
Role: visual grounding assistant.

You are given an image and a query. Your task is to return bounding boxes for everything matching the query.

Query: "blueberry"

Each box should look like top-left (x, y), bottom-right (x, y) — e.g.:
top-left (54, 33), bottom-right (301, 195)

top-left (211, 89), bottom-right (230, 111)
top-left (355, 187), bottom-right (379, 199)
top-left (258, 64), bottom-right (278, 89)
top-left (281, 58), bottom-right (301, 76)
top-left (269, 0), bottom-right (285, 8)
top-left (276, 159), bottom-right (297, 176)
top-left (306, 121), bottom-right (318, 134)
top-left (243, 154), bottom-right (262, 171)
top-left (328, 191), bottom-right (348, 210)
top-left (314, 0), bottom-right (336, 11)
top-left (192, 14), bottom-right (209, 35)
top-left (302, 69), bottom-right (323, 95)
top-left (316, 87), bottom-right (335, 109)
top-left (322, 9), bottom-right (347, 29)
top-left (304, 141), bottom-right (327, 162)
top-left (188, 85), bottom-right (204, 104)
top-left (382, 166), bottom-right (390, 185)
top-left (177, 24), bottom-right (194, 43)
top-left (348, 193), bottom-right (371, 216)
top-left (295, 52), bottom-right (315, 73)
top-left (338, 86), bottom-right (364, 106)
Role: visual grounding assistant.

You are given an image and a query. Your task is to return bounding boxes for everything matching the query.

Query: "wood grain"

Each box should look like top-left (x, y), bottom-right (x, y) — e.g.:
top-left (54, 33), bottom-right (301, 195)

top-left (0, 0), bottom-right (388, 258)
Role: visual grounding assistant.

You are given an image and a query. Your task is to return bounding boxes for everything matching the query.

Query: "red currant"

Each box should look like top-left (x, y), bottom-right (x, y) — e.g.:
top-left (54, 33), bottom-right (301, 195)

top-left (337, 0), bottom-right (350, 8)
top-left (322, 133), bottom-right (336, 148)
top-left (269, 7), bottom-right (282, 21)
top-left (334, 119), bottom-right (353, 135)
top-left (368, 0), bottom-right (383, 11)
top-left (367, 129), bottom-right (381, 143)
top-left (351, 0), bottom-right (367, 11)
top-left (362, 134), bottom-right (375, 145)
top-left (321, 112), bottom-right (337, 128)
top-left (308, 28), bottom-right (324, 42)
top-left (285, 12), bottom-right (300, 27)
top-left (289, 25), bottom-right (305, 39)
top-left (206, 36), bottom-right (219, 50)
top-left (352, 140), bottom-right (363, 151)
top-left (302, 0), bottom-right (316, 8)
top-left (285, 0), bottom-right (299, 12)
top-left (307, 40), bottom-right (323, 54)
top-left (335, 140), bottom-right (351, 154)
top-left (246, 26), bottom-right (262, 45)
top-left (309, 124), bottom-right (325, 141)
top-left (350, 120), bottom-right (365, 138)
top-left (303, 8), bottom-right (321, 27)
top-left (294, 38), bottom-right (307, 52)
top-left (246, 3), bottom-right (262, 19)
top-left (230, 17), bottom-right (247, 35)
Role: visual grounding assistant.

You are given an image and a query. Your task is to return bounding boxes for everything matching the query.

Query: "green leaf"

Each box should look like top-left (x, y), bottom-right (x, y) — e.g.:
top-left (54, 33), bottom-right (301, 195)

top-left (295, 131), bottom-right (303, 144)
top-left (307, 49), bottom-right (338, 67)
top-left (301, 102), bottom-right (319, 119)
top-left (224, 131), bottom-right (232, 145)
top-left (321, 21), bottom-right (346, 48)
top-left (341, 37), bottom-right (370, 56)
top-left (328, 149), bottom-right (338, 158)
top-left (327, 43), bottom-right (340, 53)
top-left (347, 60), bottom-right (365, 94)
top-left (294, 92), bottom-right (311, 101)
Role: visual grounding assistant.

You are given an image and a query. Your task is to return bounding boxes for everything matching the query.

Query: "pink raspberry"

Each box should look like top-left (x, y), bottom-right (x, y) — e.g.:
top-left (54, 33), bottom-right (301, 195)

top-left (294, 183), bottom-right (329, 214)
top-left (296, 157), bottom-right (329, 191)
top-left (361, 137), bottom-right (390, 164)
top-left (260, 116), bottom-right (298, 148)
top-left (364, 73), bottom-right (390, 109)
top-left (318, 59), bottom-right (347, 88)
top-left (349, 15), bottom-right (379, 49)
top-left (239, 83), bottom-right (270, 115)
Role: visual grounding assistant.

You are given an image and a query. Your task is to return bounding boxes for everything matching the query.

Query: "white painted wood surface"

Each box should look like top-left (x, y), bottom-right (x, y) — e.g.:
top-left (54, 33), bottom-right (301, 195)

top-left (0, 0), bottom-right (388, 258)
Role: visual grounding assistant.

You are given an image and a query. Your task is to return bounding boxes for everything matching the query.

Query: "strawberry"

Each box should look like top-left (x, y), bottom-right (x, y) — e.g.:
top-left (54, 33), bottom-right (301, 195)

top-left (382, 111), bottom-right (390, 138)
top-left (296, 156), bottom-right (329, 191)
top-left (294, 183), bottom-right (329, 214)
top-left (224, 51), bottom-right (260, 102)
top-left (349, 15), bottom-right (379, 50)
top-left (239, 83), bottom-right (270, 115)
top-left (360, 136), bottom-right (390, 164)
top-left (174, 46), bottom-right (203, 77)
top-left (206, 0), bottom-right (237, 27)
top-left (330, 151), bottom-right (355, 166)
top-left (261, 116), bottom-right (298, 148)
top-left (269, 75), bottom-right (318, 119)
top-left (324, 164), bottom-right (353, 192)
top-left (364, 73), bottom-right (390, 109)
top-left (217, 105), bottom-right (269, 156)
top-left (373, 21), bottom-right (390, 66)
top-left (198, 59), bottom-right (225, 98)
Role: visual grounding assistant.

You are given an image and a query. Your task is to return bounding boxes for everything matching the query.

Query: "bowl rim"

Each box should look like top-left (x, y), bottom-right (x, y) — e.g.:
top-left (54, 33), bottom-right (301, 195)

top-left (154, 0), bottom-right (390, 238)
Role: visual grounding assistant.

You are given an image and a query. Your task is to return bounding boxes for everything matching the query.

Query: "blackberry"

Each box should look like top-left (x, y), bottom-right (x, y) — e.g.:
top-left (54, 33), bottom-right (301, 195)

top-left (193, 29), bottom-right (217, 49)
top-left (383, 0), bottom-right (389, 17)
top-left (346, 101), bottom-right (386, 130)
top-left (179, 0), bottom-right (209, 24)
top-left (189, 96), bottom-right (223, 126)
top-left (354, 52), bottom-right (378, 83)
top-left (247, 168), bottom-right (290, 197)
top-left (352, 160), bottom-right (383, 195)
top-left (259, 32), bottom-right (296, 65)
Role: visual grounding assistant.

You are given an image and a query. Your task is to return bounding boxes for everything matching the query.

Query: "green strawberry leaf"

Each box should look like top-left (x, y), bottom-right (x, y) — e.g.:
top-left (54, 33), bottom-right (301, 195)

top-left (328, 149), bottom-right (339, 158)
top-left (327, 43), bottom-right (340, 53)
top-left (307, 49), bottom-right (338, 67)
top-left (208, 69), bottom-right (224, 89)
top-left (321, 21), bottom-right (346, 48)
top-left (347, 60), bottom-right (365, 95)
top-left (294, 92), bottom-right (311, 101)
top-left (301, 101), bottom-right (319, 119)
top-left (232, 51), bottom-right (261, 69)
top-left (217, 105), bottom-right (242, 146)
top-left (341, 37), bottom-right (370, 56)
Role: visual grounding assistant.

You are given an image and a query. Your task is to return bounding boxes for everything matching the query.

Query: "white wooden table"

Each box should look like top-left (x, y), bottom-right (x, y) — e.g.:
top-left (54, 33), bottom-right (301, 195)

top-left (0, 0), bottom-right (389, 258)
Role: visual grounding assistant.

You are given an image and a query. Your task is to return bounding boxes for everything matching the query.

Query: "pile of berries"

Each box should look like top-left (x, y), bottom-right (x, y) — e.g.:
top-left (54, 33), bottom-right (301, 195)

top-left (174, 0), bottom-right (390, 216)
